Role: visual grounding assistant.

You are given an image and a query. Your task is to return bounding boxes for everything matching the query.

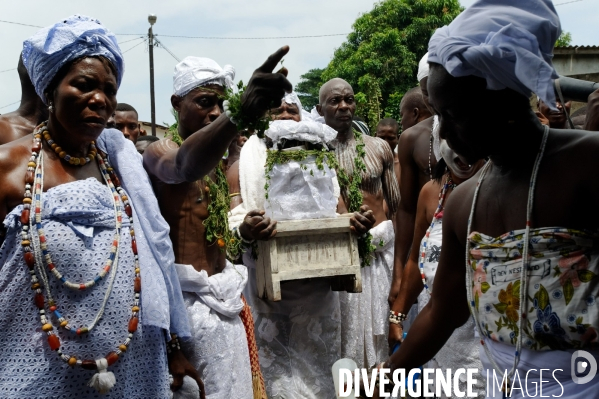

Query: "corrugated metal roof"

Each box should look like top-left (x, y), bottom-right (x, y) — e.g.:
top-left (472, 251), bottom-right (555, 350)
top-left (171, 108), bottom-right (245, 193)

top-left (554, 45), bottom-right (599, 54)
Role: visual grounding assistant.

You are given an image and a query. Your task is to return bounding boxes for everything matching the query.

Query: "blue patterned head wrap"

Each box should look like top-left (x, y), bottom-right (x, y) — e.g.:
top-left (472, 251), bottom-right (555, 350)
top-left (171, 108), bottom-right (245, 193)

top-left (428, 0), bottom-right (560, 109)
top-left (22, 15), bottom-right (124, 104)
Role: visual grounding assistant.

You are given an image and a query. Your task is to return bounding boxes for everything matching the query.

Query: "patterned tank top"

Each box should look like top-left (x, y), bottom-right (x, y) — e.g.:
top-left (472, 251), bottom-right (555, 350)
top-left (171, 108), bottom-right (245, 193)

top-left (468, 227), bottom-right (599, 351)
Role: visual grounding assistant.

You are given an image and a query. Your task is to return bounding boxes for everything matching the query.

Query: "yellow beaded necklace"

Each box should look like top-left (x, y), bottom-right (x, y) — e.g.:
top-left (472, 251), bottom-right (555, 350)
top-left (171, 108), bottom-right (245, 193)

top-left (40, 122), bottom-right (97, 166)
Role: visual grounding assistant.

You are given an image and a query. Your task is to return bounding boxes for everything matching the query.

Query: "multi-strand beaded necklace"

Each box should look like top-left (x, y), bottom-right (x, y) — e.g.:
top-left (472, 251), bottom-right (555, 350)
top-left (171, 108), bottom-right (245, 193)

top-left (418, 173), bottom-right (455, 295)
top-left (20, 122), bottom-right (140, 392)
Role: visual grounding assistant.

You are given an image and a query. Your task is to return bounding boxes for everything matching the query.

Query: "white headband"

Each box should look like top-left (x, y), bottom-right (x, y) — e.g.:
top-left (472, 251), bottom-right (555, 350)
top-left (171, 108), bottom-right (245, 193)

top-left (173, 56), bottom-right (235, 97)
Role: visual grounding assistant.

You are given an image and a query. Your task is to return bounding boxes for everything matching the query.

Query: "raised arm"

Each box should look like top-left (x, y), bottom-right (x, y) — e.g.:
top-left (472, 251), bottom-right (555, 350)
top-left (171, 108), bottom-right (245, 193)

top-left (388, 129), bottom-right (419, 305)
top-left (388, 181), bottom-right (435, 349)
top-left (227, 160), bottom-right (243, 209)
top-left (143, 46), bottom-right (292, 184)
top-left (143, 118), bottom-right (237, 184)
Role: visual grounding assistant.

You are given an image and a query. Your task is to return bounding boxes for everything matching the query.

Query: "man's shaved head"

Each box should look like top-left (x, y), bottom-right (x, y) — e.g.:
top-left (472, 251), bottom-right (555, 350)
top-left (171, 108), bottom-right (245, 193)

top-left (317, 78), bottom-right (356, 135)
top-left (399, 86), bottom-right (432, 131)
top-left (319, 78), bottom-right (353, 104)
top-left (400, 87), bottom-right (424, 110)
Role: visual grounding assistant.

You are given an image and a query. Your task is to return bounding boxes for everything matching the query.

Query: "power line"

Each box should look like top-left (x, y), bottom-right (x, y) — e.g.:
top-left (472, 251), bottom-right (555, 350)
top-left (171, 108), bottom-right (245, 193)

top-left (153, 38), bottom-right (180, 62)
top-left (0, 20), bottom-right (349, 40)
top-left (122, 38), bottom-right (147, 54)
top-left (0, 100), bottom-right (20, 110)
top-left (0, 19), bottom-right (42, 28)
top-left (155, 33), bottom-right (349, 40)
top-left (0, 68), bottom-right (17, 74)
top-left (554, 0), bottom-right (584, 5)
top-left (119, 36), bottom-right (145, 45)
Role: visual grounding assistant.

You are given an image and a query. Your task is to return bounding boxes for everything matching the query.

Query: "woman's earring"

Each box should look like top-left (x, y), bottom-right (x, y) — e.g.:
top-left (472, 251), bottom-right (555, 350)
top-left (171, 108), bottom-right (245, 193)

top-left (48, 101), bottom-right (54, 113)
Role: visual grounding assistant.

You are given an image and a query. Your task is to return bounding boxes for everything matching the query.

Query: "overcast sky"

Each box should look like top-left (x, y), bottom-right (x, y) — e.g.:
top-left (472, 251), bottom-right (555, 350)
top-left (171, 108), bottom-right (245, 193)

top-left (0, 0), bottom-right (597, 125)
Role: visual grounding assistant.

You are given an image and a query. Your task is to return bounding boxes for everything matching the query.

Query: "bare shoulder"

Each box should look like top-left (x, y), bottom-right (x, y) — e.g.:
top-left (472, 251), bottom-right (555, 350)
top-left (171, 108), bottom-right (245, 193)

top-left (0, 136), bottom-right (33, 217)
top-left (0, 135), bottom-right (31, 170)
top-left (420, 179), bottom-right (441, 201)
top-left (442, 172), bottom-right (479, 244)
top-left (0, 116), bottom-right (21, 146)
top-left (142, 138), bottom-right (179, 175)
top-left (549, 128), bottom-right (599, 160)
top-left (399, 117), bottom-right (433, 142)
top-left (364, 135), bottom-right (393, 158)
top-left (145, 137), bottom-right (179, 158)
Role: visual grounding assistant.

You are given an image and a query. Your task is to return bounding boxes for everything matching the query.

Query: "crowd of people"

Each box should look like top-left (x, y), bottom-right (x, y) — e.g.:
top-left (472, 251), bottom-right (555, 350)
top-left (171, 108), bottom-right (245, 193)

top-left (0, 0), bottom-right (598, 398)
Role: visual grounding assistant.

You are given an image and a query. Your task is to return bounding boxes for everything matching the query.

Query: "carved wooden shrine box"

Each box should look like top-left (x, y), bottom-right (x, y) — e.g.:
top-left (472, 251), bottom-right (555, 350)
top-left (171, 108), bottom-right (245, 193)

top-left (255, 215), bottom-right (362, 301)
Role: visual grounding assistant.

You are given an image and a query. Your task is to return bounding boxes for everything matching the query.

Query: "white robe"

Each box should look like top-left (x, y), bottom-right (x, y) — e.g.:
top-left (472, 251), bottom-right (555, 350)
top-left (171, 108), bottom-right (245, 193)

top-left (175, 262), bottom-right (253, 399)
top-left (339, 220), bottom-right (395, 369)
top-left (231, 135), bottom-right (342, 398)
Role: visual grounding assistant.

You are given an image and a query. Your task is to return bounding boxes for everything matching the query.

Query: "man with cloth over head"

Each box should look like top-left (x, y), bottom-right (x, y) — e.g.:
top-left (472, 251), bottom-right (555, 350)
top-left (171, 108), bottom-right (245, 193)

top-left (375, 1), bottom-right (599, 398)
top-left (227, 91), bottom-right (349, 399)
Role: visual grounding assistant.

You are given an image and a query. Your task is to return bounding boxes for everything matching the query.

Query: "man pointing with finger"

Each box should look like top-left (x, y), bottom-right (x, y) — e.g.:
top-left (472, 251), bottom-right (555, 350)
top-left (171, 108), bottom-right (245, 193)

top-left (144, 48), bottom-right (292, 398)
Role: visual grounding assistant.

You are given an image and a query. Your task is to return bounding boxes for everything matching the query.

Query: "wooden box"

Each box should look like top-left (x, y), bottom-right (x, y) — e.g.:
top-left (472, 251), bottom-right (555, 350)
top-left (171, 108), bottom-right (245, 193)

top-left (255, 215), bottom-right (362, 301)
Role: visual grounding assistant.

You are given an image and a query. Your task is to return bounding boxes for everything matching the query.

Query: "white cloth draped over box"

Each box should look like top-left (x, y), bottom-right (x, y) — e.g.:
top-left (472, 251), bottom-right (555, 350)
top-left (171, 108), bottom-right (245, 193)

top-left (0, 130), bottom-right (189, 398)
top-left (263, 120), bottom-right (340, 221)
top-left (174, 261), bottom-right (253, 399)
top-left (229, 134), bottom-right (342, 398)
top-left (339, 219), bottom-right (395, 369)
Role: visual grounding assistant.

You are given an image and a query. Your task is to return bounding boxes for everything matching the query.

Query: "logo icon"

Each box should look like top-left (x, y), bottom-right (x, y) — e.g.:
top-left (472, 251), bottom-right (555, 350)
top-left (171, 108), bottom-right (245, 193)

top-left (571, 350), bottom-right (598, 384)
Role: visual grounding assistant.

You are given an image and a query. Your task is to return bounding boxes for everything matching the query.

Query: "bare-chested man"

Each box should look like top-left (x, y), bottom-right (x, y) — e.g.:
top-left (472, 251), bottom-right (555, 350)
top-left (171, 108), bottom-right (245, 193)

top-left (388, 54), bottom-right (439, 306)
top-left (0, 55), bottom-right (47, 145)
top-left (143, 49), bottom-right (291, 398)
top-left (398, 86), bottom-right (431, 133)
top-left (317, 78), bottom-right (400, 369)
top-left (375, 118), bottom-right (400, 185)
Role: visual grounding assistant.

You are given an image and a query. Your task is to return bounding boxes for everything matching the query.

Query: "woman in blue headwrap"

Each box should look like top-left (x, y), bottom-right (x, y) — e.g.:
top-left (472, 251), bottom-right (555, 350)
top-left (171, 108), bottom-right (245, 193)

top-left (0, 15), bottom-right (201, 398)
top-left (0, 15), bottom-right (293, 398)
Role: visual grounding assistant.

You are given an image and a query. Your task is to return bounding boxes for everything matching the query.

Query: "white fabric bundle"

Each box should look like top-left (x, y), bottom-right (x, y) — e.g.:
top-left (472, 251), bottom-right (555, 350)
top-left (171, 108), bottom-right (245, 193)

top-left (265, 156), bottom-right (338, 221)
top-left (265, 119), bottom-right (337, 149)
top-left (310, 106), bottom-right (326, 124)
top-left (417, 52), bottom-right (430, 82)
top-left (173, 56), bottom-right (235, 97)
top-left (263, 120), bottom-right (339, 221)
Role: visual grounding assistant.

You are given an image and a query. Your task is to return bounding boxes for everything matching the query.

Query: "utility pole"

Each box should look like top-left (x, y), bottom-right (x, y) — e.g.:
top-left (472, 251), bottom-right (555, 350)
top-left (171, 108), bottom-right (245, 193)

top-left (148, 14), bottom-right (157, 136)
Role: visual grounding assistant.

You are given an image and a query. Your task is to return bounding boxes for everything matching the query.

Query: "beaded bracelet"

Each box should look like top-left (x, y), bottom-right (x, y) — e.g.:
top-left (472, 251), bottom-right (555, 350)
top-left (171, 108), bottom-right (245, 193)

top-left (166, 334), bottom-right (181, 355)
top-left (233, 226), bottom-right (255, 244)
top-left (389, 310), bottom-right (407, 325)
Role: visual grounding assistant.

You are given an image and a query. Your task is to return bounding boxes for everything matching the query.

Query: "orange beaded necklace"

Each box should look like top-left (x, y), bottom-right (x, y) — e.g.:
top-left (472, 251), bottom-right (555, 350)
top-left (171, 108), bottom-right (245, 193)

top-left (20, 122), bottom-right (141, 393)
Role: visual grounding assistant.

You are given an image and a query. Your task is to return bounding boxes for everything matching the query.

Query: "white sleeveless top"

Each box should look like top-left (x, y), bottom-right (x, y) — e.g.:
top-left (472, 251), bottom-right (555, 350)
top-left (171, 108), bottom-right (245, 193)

top-left (417, 216), bottom-right (484, 382)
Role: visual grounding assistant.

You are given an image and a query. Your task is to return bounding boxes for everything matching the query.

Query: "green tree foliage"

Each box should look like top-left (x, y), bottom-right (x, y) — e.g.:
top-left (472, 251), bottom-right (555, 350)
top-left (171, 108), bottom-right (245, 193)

top-left (555, 31), bottom-right (572, 47)
top-left (322, 0), bottom-right (462, 130)
top-left (296, 68), bottom-right (324, 111)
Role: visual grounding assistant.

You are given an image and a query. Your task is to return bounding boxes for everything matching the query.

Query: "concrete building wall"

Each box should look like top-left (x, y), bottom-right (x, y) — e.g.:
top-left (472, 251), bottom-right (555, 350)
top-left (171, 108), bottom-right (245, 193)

top-left (553, 46), bottom-right (599, 82)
